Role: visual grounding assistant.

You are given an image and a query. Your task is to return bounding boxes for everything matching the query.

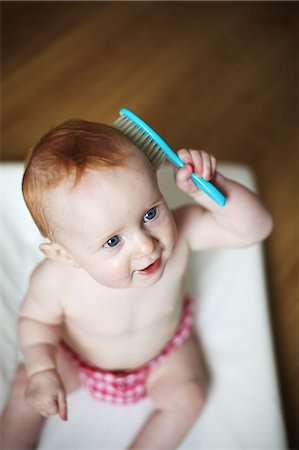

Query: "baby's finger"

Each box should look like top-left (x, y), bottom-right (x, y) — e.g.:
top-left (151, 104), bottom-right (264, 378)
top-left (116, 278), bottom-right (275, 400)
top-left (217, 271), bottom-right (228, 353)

top-left (177, 148), bottom-right (193, 166)
top-left (175, 164), bottom-right (193, 184)
top-left (190, 149), bottom-right (203, 177)
top-left (201, 151), bottom-right (213, 180)
top-left (211, 155), bottom-right (217, 177)
top-left (57, 390), bottom-right (68, 421)
top-left (174, 164), bottom-right (197, 194)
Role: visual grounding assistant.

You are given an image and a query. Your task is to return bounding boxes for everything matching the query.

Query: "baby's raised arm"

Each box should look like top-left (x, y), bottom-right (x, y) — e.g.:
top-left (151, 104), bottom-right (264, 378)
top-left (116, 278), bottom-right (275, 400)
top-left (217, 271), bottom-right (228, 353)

top-left (174, 149), bottom-right (273, 250)
top-left (18, 261), bottom-right (67, 421)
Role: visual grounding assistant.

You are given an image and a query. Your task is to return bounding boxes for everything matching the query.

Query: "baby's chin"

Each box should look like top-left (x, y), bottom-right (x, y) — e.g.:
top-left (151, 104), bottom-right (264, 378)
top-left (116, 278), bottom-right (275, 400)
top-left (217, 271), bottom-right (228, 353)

top-left (87, 272), bottom-right (162, 290)
top-left (131, 254), bottom-right (170, 288)
top-left (115, 267), bottom-right (166, 289)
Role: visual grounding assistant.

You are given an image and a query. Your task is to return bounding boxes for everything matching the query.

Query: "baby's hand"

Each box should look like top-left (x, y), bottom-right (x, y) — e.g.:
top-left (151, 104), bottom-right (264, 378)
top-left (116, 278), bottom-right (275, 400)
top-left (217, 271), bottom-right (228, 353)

top-left (25, 369), bottom-right (67, 421)
top-left (174, 149), bottom-right (217, 195)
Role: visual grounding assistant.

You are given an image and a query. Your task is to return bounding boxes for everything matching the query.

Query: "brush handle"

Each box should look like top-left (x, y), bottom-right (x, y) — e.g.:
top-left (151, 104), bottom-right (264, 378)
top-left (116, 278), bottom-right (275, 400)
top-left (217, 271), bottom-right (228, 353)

top-left (190, 173), bottom-right (226, 206)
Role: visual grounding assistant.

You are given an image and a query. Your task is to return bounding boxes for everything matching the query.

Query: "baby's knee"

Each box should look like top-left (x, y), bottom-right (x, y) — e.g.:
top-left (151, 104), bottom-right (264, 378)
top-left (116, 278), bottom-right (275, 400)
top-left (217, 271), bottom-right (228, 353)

top-left (13, 364), bottom-right (28, 389)
top-left (5, 364), bottom-right (28, 404)
top-left (15, 363), bottom-right (27, 378)
top-left (173, 381), bottom-right (206, 420)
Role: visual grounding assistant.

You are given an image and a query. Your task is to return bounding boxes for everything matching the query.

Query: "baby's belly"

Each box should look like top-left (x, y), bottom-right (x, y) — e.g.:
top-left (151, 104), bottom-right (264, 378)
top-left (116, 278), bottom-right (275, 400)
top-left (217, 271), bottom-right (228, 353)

top-left (62, 308), bottom-right (182, 370)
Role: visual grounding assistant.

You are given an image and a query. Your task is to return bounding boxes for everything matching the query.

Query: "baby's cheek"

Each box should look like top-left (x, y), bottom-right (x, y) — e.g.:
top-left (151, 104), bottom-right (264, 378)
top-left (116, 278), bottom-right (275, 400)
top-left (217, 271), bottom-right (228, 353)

top-left (93, 259), bottom-right (131, 288)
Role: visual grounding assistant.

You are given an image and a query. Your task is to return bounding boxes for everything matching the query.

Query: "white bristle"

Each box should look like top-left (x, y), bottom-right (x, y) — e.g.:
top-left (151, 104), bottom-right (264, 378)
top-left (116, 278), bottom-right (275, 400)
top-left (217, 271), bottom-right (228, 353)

top-left (112, 116), bottom-right (166, 170)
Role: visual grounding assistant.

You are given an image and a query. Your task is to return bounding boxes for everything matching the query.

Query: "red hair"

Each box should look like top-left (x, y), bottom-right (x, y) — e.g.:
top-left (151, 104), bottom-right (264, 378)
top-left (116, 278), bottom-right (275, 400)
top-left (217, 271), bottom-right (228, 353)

top-left (22, 119), bottom-right (138, 238)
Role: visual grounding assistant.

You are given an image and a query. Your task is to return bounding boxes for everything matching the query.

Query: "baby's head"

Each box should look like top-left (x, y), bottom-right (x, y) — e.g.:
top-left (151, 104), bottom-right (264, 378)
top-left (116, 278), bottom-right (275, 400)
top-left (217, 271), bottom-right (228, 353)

top-left (22, 119), bottom-right (143, 239)
top-left (23, 119), bottom-right (177, 288)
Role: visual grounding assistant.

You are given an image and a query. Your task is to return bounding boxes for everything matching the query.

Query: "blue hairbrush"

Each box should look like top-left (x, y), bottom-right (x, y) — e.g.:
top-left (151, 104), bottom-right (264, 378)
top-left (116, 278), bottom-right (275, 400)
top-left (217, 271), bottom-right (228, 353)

top-left (113, 108), bottom-right (226, 207)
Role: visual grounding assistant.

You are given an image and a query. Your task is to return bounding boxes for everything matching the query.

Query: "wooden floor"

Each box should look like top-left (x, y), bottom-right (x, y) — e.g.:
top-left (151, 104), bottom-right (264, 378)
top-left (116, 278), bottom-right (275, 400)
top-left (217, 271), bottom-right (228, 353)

top-left (1, 2), bottom-right (298, 447)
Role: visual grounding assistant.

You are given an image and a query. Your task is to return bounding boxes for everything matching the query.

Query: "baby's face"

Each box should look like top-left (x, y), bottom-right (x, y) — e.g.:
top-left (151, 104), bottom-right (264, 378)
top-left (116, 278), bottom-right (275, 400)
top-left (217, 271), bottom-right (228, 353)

top-left (45, 157), bottom-right (177, 288)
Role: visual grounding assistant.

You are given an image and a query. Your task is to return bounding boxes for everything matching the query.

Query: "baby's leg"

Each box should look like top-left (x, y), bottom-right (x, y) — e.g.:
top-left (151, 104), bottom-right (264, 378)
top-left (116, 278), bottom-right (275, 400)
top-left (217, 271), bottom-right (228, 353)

top-left (1, 347), bottom-right (81, 450)
top-left (128, 332), bottom-right (207, 450)
top-left (0, 363), bottom-right (44, 450)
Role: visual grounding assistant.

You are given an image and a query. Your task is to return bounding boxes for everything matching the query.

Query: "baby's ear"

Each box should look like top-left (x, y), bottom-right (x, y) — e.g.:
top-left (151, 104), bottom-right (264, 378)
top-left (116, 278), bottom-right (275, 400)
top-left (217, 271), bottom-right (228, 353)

top-left (39, 242), bottom-right (80, 268)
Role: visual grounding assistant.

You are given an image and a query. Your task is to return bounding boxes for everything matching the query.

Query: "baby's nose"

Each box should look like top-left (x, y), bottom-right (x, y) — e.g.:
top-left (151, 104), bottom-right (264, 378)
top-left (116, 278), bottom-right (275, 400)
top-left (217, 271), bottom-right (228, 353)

top-left (134, 230), bottom-right (156, 256)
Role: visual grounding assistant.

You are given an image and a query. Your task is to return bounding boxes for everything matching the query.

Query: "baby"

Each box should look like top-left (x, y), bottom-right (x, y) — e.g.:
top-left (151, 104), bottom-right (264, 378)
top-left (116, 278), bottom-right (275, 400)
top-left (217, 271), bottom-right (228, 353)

top-left (1, 119), bottom-right (273, 449)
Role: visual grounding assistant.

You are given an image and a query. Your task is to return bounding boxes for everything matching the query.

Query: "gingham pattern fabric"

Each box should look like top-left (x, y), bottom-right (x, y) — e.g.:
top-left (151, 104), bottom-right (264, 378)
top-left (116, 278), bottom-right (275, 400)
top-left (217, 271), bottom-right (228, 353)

top-left (61, 296), bottom-right (193, 404)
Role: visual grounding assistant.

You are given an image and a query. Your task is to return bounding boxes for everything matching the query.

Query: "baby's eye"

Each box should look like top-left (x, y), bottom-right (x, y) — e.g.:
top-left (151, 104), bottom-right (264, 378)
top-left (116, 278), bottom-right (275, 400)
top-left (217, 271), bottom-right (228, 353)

top-left (143, 207), bottom-right (157, 223)
top-left (103, 235), bottom-right (121, 248)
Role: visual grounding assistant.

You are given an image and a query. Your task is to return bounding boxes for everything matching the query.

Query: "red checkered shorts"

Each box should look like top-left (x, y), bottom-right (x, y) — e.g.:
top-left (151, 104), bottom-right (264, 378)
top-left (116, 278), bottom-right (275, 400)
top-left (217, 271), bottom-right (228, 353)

top-left (61, 296), bottom-right (193, 404)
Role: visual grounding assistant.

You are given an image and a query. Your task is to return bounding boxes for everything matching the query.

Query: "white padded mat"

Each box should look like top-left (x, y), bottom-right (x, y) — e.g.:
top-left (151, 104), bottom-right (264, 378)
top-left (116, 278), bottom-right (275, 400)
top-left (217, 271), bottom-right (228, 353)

top-left (0, 162), bottom-right (287, 449)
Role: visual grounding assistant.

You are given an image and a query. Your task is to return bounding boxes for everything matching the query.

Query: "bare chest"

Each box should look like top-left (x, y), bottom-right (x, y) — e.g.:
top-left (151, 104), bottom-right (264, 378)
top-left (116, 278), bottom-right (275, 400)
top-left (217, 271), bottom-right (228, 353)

top-left (63, 249), bottom-right (188, 336)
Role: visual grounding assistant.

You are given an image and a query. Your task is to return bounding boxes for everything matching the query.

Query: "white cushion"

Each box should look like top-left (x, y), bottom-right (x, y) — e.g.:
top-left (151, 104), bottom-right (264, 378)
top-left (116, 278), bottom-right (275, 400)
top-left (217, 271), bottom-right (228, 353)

top-left (0, 162), bottom-right (287, 449)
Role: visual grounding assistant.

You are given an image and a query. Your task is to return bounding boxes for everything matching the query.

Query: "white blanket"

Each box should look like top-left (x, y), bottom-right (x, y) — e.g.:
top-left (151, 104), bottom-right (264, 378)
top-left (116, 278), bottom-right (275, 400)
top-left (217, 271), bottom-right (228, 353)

top-left (0, 162), bottom-right (287, 449)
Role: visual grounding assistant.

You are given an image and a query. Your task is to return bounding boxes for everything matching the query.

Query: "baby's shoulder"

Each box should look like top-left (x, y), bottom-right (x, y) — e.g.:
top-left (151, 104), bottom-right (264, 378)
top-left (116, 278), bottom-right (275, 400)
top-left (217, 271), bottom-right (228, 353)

top-left (172, 204), bottom-right (205, 236)
top-left (20, 259), bottom-right (71, 321)
top-left (171, 204), bottom-right (209, 252)
top-left (29, 258), bottom-right (71, 292)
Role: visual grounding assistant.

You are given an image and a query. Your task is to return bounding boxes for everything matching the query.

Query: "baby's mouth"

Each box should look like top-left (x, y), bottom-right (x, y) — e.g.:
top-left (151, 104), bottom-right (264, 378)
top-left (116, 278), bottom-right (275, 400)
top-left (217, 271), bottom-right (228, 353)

top-left (136, 257), bottom-right (161, 276)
